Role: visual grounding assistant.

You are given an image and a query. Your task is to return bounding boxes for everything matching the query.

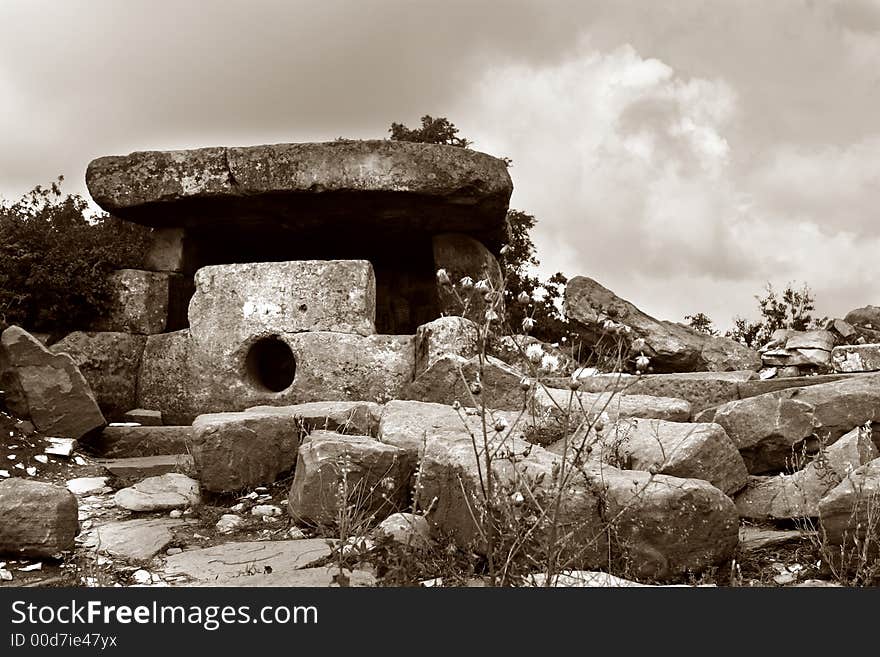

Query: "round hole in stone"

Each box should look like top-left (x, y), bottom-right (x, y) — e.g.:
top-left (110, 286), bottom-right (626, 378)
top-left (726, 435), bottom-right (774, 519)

top-left (245, 336), bottom-right (296, 392)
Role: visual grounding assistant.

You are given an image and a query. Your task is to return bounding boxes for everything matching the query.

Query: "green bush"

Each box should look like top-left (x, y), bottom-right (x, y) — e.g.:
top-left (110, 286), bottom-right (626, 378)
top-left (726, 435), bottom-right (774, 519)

top-left (0, 177), bottom-right (151, 335)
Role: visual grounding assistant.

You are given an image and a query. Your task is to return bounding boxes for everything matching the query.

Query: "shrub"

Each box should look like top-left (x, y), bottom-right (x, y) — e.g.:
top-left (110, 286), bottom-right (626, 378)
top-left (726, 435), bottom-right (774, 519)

top-left (0, 177), bottom-right (151, 335)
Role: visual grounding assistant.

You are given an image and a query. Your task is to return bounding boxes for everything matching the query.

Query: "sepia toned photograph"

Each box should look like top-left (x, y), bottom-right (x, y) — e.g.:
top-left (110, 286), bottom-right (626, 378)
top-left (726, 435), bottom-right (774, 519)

top-left (2, 0), bottom-right (880, 617)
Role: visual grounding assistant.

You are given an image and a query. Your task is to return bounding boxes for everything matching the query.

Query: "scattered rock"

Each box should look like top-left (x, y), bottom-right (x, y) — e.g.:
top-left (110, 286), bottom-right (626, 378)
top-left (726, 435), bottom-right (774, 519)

top-left (0, 479), bottom-right (79, 557)
top-left (50, 331), bottom-right (147, 420)
top-left (832, 344), bottom-right (880, 373)
top-left (123, 409), bottom-right (163, 426)
top-left (161, 539), bottom-right (333, 584)
top-left (404, 354), bottom-right (528, 410)
top-left (289, 433), bottom-right (409, 527)
top-left (710, 373), bottom-right (880, 474)
top-left (0, 325), bottom-right (106, 439)
top-left (66, 477), bottom-right (109, 496)
top-left (818, 457), bottom-right (880, 549)
top-left (414, 316), bottom-right (479, 376)
top-left (87, 518), bottom-right (187, 561)
top-left (564, 276), bottom-right (761, 373)
top-left (215, 515), bottom-right (245, 534)
top-left (374, 513), bottom-right (433, 550)
top-left (190, 410), bottom-right (302, 493)
top-left (90, 269), bottom-right (170, 335)
top-left (113, 473), bottom-right (200, 512)
top-left (844, 306), bottom-right (880, 331)
top-left (98, 455), bottom-right (193, 479)
top-left (738, 526), bottom-right (813, 551)
top-left (736, 425), bottom-right (879, 519)
top-left (87, 426), bottom-right (193, 458)
top-left (552, 418), bottom-right (748, 495)
top-left (251, 505), bottom-right (282, 517)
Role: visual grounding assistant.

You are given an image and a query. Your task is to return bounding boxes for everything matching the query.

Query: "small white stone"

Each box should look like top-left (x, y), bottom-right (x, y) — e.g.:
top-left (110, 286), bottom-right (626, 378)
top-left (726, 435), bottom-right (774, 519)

top-left (169, 509), bottom-right (183, 518)
top-left (0, 569), bottom-right (13, 581)
top-left (34, 455), bottom-right (48, 464)
top-left (250, 504), bottom-right (282, 517)
top-left (25, 466), bottom-right (36, 476)
top-left (230, 502), bottom-right (247, 513)
top-left (0, 471), bottom-right (8, 478)
top-left (132, 569), bottom-right (152, 585)
top-left (215, 514), bottom-right (245, 534)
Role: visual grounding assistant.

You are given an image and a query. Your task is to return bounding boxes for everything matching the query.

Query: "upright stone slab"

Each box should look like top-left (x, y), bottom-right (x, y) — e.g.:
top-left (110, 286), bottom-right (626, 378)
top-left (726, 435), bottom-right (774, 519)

top-left (0, 326), bottom-right (106, 439)
top-left (144, 227), bottom-right (186, 272)
top-left (50, 331), bottom-right (147, 420)
top-left (91, 269), bottom-right (170, 334)
top-left (414, 316), bottom-right (480, 376)
top-left (137, 330), bottom-right (195, 425)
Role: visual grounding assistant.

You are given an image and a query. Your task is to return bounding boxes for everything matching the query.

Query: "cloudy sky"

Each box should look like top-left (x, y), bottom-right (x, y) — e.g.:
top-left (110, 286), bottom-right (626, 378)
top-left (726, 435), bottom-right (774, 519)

top-left (2, 0), bottom-right (879, 330)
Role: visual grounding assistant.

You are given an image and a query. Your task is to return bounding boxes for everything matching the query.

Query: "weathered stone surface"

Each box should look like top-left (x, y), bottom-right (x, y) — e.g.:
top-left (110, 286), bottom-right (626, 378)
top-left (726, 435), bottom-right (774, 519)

top-left (91, 269), bottom-right (169, 334)
top-left (533, 388), bottom-right (692, 425)
top-left (88, 426), bottom-right (191, 458)
top-left (555, 371), bottom-right (753, 413)
top-left (739, 526), bottom-right (812, 551)
top-left (414, 316), bottom-right (479, 376)
top-left (819, 457), bottom-right (880, 548)
top-left (191, 410), bottom-right (303, 493)
top-left (735, 372), bottom-right (857, 400)
top-left (244, 401), bottom-right (382, 437)
top-left (138, 330), bottom-right (413, 422)
top-left (50, 331), bottom-right (146, 420)
top-left (136, 330), bottom-right (195, 425)
top-left (144, 227), bottom-right (186, 272)
top-left (420, 437), bottom-right (737, 580)
top-left (553, 419), bottom-right (748, 495)
top-left (0, 479), bottom-right (78, 557)
top-left (0, 326), bottom-right (106, 439)
top-left (374, 512), bottom-right (433, 550)
top-left (161, 539), bottom-right (333, 584)
top-left (113, 473), bottom-right (200, 512)
top-left (87, 518), bottom-right (187, 561)
top-left (564, 276), bottom-right (761, 373)
top-left (195, 565), bottom-right (375, 588)
top-left (404, 354), bottom-right (527, 410)
top-left (711, 373), bottom-right (880, 474)
top-left (833, 344), bottom-right (880, 373)
top-left (289, 433), bottom-right (408, 526)
top-left (432, 232), bottom-right (505, 322)
top-left (784, 330), bottom-right (835, 352)
top-left (844, 306), bottom-right (880, 330)
top-left (215, 515), bottom-right (245, 535)
top-left (596, 466), bottom-right (739, 580)
top-left (123, 409), bottom-right (163, 426)
top-left (491, 335), bottom-right (578, 378)
top-left (98, 455), bottom-right (193, 479)
top-left (188, 262), bottom-right (377, 361)
top-left (86, 140), bottom-right (513, 244)
top-left (66, 477), bottom-right (109, 496)
top-left (736, 426), bottom-right (879, 519)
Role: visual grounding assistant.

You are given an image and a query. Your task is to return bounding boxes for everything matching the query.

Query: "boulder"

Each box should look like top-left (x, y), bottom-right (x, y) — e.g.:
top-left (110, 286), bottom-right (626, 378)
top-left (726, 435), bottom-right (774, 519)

top-left (243, 401), bottom-right (383, 437)
top-left (736, 425), bottom-right (879, 519)
top-left (833, 344), bottom-right (880, 373)
top-left (190, 410), bottom-right (304, 493)
top-left (0, 326), bottom-right (106, 439)
top-left (818, 457), bottom-right (880, 551)
top-left (420, 437), bottom-right (737, 580)
top-left (374, 512), bottom-right (433, 550)
top-left (432, 232), bottom-right (505, 322)
top-left (87, 426), bottom-right (192, 458)
top-left (414, 316), bottom-right (479, 376)
top-left (188, 262), bottom-right (377, 361)
top-left (551, 419), bottom-right (748, 495)
top-left (711, 373), bottom-right (880, 474)
top-left (113, 473), bottom-right (200, 512)
top-left (86, 140), bottom-right (513, 245)
top-left (50, 331), bottom-right (147, 420)
top-left (91, 269), bottom-right (170, 334)
top-left (0, 479), bottom-right (79, 557)
top-left (844, 306), bottom-right (880, 330)
top-left (137, 330), bottom-right (195, 425)
top-left (86, 518), bottom-right (188, 561)
top-left (288, 432), bottom-right (409, 527)
top-left (564, 276), bottom-right (761, 373)
top-left (404, 354), bottom-right (528, 410)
